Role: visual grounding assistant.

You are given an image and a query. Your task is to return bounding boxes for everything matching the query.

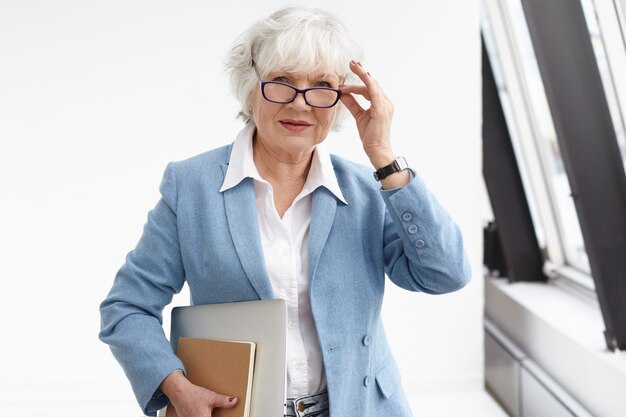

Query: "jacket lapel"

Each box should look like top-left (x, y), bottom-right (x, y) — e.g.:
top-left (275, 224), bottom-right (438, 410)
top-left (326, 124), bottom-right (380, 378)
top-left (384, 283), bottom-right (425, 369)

top-left (221, 164), bottom-right (274, 300)
top-left (308, 187), bottom-right (339, 285)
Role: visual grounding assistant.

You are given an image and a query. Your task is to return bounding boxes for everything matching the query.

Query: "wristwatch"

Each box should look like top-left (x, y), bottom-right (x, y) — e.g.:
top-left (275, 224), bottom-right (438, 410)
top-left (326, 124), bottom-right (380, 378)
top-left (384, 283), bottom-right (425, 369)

top-left (373, 157), bottom-right (408, 181)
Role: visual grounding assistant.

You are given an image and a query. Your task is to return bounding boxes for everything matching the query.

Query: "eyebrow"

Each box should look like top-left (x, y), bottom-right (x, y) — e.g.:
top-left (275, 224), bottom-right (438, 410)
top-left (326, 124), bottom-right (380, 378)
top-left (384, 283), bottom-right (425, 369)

top-left (269, 71), bottom-right (339, 82)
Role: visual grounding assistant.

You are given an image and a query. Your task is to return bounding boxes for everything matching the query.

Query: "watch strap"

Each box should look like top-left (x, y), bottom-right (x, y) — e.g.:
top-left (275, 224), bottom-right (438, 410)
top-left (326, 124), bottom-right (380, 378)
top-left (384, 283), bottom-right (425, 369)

top-left (373, 157), bottom-right (408, 181)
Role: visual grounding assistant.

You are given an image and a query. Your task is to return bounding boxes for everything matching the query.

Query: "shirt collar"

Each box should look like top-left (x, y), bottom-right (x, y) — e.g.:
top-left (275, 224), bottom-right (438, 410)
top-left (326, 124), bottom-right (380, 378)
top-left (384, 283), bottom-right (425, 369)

top-left (220, 122), bottom-right (262, 190)
top-left (219, 123), bottom-right (347, 205)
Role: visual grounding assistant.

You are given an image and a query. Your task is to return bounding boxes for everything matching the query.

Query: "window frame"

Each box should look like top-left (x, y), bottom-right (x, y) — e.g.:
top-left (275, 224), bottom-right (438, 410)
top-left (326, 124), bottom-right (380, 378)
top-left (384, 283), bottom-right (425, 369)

top-left (482, 0), bottom-right (569, 272)
top-left (582, 0), bottom-right (626, 168)
top-left (484, 0), bottom-right (626, 351)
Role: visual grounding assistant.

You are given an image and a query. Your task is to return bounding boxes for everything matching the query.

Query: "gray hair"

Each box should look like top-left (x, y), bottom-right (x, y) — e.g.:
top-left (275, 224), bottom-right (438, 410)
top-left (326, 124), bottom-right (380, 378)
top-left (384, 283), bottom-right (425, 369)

top-left (225, 6), bottom-right (364, 129)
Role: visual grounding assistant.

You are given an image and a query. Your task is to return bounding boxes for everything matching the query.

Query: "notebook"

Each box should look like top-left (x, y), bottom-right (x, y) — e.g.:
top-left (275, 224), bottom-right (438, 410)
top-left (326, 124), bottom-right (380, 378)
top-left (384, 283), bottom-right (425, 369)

top-left (165, 337), bottom-right (256, 417)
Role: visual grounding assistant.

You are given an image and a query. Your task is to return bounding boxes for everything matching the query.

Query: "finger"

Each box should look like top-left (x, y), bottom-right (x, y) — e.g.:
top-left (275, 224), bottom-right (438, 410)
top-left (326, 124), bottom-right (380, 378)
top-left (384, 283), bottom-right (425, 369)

top-left (349, 61), bottom-right (382, 102)
top-left (343, 83), bottom-right (390, 121)
top-left (339, 92), bottom-right (365, 118)
top-left (338, 85), bottom-right (371, 101)
top-left (211, 394), bottom-right (238, 409)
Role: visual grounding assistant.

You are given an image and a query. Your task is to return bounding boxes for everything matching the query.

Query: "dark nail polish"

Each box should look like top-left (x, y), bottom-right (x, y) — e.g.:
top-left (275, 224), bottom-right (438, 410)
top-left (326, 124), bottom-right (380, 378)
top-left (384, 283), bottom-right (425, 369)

top-left (229, 397), bottom-right (235, 402)
top-left (357, 61), bottom-right (363, 67)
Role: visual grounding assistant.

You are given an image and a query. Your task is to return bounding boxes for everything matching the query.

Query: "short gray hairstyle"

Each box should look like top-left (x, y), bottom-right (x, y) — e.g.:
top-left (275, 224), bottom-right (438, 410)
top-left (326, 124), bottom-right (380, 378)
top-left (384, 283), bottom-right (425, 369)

top-left (225, 7), bottom-right (364, 129)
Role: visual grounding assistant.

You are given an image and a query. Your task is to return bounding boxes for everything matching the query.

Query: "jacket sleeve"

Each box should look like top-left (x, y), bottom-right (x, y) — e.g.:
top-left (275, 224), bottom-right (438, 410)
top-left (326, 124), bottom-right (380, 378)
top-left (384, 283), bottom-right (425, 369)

top-left (379, 170), bottom-right (471, 294)
top-left (99, 162), bottom-right (186, 416)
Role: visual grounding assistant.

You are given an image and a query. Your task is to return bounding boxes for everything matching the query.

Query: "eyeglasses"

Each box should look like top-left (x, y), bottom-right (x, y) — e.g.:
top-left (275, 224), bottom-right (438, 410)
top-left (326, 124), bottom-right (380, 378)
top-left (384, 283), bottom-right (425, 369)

top-left (252, 62), bottom-right (342, 108)
top-left (260, 81), bottom-right (341, 108)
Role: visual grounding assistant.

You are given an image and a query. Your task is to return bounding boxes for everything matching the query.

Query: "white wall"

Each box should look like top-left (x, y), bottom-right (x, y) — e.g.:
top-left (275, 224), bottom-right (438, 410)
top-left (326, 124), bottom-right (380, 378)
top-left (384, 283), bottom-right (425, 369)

top-left (0, 1), bottom-right (481, 415)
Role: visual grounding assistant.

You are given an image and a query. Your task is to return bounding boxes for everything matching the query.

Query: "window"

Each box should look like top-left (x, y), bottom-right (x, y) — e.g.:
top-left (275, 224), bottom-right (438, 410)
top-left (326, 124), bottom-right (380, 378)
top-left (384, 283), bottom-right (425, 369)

top-left (580, 0), bottom-right (626, 175)
top-left (482, 0), bottom-right (592, 280)
top-left (484, 0), bottom-right (626, 353)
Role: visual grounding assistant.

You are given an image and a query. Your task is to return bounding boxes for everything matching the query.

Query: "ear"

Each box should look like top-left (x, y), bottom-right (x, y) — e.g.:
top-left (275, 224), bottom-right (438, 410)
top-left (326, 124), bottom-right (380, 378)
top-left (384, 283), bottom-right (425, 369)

top-left (245, 92), bottom-right (255, 119)
top-left (247, 87), bottom-right (261, 114)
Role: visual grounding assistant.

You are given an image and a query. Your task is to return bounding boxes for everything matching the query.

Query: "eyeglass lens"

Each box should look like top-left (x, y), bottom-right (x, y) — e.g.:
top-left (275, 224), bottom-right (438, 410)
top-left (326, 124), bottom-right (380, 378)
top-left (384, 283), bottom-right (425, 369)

top-left (263, 82), bottom-right (339, 108)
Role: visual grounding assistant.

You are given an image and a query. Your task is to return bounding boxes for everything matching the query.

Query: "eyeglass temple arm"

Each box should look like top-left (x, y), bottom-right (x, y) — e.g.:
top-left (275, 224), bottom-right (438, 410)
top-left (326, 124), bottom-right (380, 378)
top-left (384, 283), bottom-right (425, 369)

top-left (251, 60), bottom-right (261, 80)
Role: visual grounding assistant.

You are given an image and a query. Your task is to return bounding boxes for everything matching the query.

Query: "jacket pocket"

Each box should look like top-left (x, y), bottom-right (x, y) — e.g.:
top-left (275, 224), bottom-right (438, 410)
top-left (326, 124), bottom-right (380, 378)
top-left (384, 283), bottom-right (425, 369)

top-left (375, 358), bottom-right (401, 399)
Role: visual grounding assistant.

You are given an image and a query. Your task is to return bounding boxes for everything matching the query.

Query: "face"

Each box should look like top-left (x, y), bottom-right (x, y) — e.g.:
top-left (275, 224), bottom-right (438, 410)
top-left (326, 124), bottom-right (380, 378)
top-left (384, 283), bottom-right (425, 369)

top-left (249, 70), bottom-right (340, 162)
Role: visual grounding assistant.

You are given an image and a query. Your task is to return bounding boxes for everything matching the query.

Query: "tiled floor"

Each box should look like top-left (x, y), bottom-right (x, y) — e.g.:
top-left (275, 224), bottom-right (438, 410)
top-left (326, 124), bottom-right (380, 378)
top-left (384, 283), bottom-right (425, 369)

top-left (408, 389), bottom-right (509, 417)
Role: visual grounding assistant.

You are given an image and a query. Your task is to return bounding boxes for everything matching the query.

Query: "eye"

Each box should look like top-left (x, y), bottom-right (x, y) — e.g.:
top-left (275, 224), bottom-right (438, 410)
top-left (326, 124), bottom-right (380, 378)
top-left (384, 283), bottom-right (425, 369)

top-left (314, 81), bottom-right (332, 88)
top-left (272, 76), bottom-right (291, 84)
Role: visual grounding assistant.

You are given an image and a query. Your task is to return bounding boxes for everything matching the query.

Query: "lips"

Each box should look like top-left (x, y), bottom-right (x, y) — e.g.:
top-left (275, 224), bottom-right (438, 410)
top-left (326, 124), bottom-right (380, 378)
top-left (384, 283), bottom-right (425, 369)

top-left (279, 119), bottom-right (312, 132)
top-left (280, 119), bottom-right (312, 126)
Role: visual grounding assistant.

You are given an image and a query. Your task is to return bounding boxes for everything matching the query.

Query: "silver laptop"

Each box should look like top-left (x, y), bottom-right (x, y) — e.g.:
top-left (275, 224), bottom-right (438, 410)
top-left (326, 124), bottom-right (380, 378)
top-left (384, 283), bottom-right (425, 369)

top-left (159, 299), bottom-right (287, 417)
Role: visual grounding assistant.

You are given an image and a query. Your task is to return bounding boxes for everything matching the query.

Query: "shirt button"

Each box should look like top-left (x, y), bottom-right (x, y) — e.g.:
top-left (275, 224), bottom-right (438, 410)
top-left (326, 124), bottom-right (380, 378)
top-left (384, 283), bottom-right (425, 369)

top-left (296, 362), bottom-right (305, 371)
top-left (362, 335), bottom-right (372, 346)
top-left (282, 247), bottom-right (290, 256)
top-left (402, 212), bottom-right (413, 222)
top-left (288, 321), bottom-right (296, 330)
top-left (363, 375), bottom-right (372, 386)
top-left (415, 239), bottom-right (425, 248)
top-left (408, 224), bottom-right (418, 234)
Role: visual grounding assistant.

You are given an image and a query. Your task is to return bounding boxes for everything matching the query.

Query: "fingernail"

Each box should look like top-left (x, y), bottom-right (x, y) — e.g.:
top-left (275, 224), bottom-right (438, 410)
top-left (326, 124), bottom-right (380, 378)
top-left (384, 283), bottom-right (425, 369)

top-left (357, 61), bottom-right (363, 67)
top-left (350, 60), bottom-right (357, 66)
top-left (367, 72), bottom-right (371, 76)
top-left (229, 397), bottom-right (235, 402)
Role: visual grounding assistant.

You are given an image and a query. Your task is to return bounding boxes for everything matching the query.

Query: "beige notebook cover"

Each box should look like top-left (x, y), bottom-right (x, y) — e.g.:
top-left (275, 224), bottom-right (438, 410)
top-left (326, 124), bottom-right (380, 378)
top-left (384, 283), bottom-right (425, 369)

top-left (165, 337), bottom-right (256, 417)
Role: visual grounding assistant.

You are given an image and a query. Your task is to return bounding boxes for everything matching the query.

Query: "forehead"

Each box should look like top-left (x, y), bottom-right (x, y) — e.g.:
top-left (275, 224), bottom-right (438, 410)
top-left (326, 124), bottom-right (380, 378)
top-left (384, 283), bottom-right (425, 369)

top-left (266, 68), bottom-right (341, 81)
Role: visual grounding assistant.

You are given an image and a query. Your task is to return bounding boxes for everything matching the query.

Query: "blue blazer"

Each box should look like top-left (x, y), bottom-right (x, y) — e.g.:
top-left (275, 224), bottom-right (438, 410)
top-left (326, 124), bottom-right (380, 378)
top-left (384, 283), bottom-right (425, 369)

top-left (99, 143), bottom-right (471, 416)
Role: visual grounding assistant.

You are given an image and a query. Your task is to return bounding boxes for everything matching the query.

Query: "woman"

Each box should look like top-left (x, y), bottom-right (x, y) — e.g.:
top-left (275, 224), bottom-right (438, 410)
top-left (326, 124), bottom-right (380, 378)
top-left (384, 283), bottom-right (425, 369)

top-left (100, 6), bottom-right (470, 417)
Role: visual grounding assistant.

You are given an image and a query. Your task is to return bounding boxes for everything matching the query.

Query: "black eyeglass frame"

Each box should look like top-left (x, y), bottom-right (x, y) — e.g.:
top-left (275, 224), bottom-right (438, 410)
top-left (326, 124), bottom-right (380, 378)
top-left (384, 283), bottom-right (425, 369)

top-left (251, 61), bottom-right (342, 109)
top-left (259, 81), bottom-right (342, 109)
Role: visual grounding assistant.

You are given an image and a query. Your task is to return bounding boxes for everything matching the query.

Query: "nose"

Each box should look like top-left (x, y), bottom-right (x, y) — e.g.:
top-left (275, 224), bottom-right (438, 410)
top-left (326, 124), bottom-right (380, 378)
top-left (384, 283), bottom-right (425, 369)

top-left (287, 92), bottom-right (311, 111)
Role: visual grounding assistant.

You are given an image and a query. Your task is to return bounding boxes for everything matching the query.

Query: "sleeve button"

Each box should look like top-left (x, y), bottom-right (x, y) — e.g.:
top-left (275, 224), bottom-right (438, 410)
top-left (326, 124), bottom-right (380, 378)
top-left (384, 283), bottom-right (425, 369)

top-left (402, 212), bottom-right (413, 222)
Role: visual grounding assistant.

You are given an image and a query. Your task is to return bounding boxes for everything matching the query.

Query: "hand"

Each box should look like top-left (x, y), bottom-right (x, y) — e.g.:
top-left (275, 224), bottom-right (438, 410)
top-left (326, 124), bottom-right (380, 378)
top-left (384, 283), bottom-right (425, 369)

top-left (160, 371), bottom-right (238, 417)
top-left (339, 60), bottom-right (396, 168)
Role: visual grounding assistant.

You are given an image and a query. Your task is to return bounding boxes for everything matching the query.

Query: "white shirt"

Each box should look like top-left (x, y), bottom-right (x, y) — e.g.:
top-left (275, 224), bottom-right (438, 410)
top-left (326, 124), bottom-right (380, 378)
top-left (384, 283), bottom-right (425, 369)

top-left (220, 123), bottom-right (347, 398)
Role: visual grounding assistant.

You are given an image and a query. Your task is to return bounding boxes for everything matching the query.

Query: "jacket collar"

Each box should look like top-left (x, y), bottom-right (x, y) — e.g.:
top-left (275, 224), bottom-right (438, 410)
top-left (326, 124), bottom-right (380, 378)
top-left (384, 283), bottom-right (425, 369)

top-left (221, 171), bottom-right (275, 299)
